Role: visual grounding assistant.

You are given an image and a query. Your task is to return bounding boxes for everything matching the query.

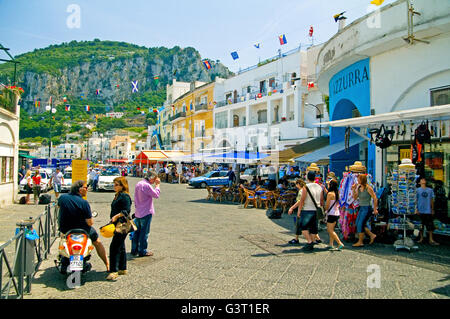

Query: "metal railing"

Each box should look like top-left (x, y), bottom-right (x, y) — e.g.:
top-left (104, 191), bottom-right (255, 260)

top-left (0, 204), bottom-right (59, 299)
top-left (169, 112), bottom-right (186, 121)
top-left (194, 103), bottom-right (209, 112)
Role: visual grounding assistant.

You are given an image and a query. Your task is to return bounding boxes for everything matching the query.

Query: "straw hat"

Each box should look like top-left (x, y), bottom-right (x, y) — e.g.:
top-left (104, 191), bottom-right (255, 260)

top-left (349, 161), bottom-right (366, 173)
top-left (306, 163), bottom-right (320, 172)
top-left (399, 158), bottom-right (415, 170)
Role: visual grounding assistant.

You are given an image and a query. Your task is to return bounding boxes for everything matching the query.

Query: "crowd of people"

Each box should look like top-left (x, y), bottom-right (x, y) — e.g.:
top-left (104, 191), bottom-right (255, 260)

top-left (17, 159), bottom-right (445, 280)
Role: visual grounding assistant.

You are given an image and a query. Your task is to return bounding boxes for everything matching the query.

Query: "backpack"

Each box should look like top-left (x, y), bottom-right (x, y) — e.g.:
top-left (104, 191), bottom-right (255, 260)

top-left (39, 194), bottom-right (51, 205)
top-left (415, 121), bottom-right (431, 144)
top-left (374, 124), bottom-right (395, 149)
top-left (19, 196), bottom-right (27, 204)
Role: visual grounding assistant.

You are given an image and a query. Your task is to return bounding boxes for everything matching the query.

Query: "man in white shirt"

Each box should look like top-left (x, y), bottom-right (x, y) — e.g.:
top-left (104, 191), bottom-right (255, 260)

top-left (50, 167), bottom-right (64, 199)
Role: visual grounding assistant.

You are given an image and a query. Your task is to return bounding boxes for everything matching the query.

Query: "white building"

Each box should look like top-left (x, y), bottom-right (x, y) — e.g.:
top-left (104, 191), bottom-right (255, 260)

top-left (0, 89), bottom-right (20, 206)
top-left (313, 0), bottom-right (450, 184)
top-left (55, 143), bottom-right (81, 159)
top-left (212, 47), bottom-right (328, 154)
top-left (31, 145), bottom-right (57, 159)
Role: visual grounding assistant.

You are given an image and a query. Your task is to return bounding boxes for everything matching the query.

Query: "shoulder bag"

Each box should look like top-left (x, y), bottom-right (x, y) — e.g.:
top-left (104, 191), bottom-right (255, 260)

top-left (305, 185), bottom-right (324, 220)
top-left (115, 210), bottom-right (137, 235)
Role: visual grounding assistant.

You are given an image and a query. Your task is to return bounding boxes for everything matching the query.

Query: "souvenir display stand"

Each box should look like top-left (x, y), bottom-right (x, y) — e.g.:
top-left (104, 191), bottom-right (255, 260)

top-left (388, 159), bottom-right (419, 251)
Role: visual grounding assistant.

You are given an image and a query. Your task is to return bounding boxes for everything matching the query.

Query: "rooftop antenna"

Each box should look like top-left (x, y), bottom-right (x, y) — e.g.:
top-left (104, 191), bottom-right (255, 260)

top-left (403, 0), bottom-right (429, 45)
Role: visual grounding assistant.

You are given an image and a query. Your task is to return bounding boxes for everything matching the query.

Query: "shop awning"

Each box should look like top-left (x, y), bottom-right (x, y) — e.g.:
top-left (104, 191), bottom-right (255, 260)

top-left (170, 152), bottom-right (216, 162)
top-left (294, 135), bottom-right (365, 164)
top-left (319, 104), bottom-right (450, 128)
top-left (107, 159), bottom-right (129, 163)
top-left (133, 150), bottom-right (187, 165)
top-left (260, 136), bottom-right (330, 164)
top-left (19, 154), bottom-right (35, 159)
top-left (206, 151), bottom-right (269, 164)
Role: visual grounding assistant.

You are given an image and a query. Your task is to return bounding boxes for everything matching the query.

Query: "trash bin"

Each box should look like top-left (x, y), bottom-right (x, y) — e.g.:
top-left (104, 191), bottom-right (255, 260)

top-left (13, 220), bottom-right (38, 277)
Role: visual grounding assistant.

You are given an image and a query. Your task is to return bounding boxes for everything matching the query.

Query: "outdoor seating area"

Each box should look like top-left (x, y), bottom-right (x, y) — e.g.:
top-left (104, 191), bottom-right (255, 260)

top-left (205, 183), bottom-right (299, 212)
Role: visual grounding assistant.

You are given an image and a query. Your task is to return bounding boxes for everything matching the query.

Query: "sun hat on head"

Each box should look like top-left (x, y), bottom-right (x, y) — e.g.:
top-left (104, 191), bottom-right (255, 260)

top-left (306, 163), bottom-right (320, 172)
top-left (349, 161), bottom-right (366, 173)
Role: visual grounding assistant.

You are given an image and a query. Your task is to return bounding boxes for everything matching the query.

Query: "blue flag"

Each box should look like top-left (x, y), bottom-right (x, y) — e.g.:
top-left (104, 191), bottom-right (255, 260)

top-left (231, 51), bottom-right (239, 60)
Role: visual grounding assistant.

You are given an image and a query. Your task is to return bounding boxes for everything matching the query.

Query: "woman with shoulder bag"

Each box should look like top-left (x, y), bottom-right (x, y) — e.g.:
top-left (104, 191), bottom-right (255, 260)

top-left (325, 179), bottom-right (344, 251)
top-left (352, 174), bottom-right (378, 247)
top-left (107, 176), bottom-right (132, 281)
top-left (288, 171), bottom-right (323, 251)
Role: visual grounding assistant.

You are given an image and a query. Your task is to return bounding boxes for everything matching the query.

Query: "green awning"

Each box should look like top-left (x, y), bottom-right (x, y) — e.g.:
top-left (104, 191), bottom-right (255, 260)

top-left (19, 154), bottom-right (35, 159)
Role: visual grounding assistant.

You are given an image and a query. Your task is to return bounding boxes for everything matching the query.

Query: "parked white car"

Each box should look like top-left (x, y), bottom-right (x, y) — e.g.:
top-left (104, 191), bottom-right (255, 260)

top-left (61, 169), bottom-right (72, 193)
top-left (240, 167), bottom-right (271, 183)
top-left (97, 169), bottom-right (121, 191)
top-left (19, 169), bottom-right (52, 193)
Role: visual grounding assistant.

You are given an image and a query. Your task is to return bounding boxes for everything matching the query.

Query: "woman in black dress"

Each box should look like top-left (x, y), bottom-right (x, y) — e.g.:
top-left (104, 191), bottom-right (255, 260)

top-left (106, 176), bottom-right (132, 281)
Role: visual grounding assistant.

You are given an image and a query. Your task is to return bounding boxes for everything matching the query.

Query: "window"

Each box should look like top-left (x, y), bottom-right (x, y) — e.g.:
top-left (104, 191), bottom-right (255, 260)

top-left (260, 80), bottom-right (266, 93)
top-left (0, 157), bottom-right (13, 183)
top-left (431, 86), bottom-right (450, 106)
top-left (215, 112), bottom-right (228, 129)
top-left (257, 110), bottom-right (267, 124)
top-left (269, 77), bottom-right (275, 88)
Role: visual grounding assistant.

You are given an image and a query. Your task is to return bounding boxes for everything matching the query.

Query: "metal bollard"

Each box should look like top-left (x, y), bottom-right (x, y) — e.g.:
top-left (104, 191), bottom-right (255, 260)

top-left (14, 218), bottom-right (36, 295)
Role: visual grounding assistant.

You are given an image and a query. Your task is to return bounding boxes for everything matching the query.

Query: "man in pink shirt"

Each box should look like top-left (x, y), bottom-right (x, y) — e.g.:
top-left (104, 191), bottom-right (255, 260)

top-left (132, 171), bottom-right (161, 257)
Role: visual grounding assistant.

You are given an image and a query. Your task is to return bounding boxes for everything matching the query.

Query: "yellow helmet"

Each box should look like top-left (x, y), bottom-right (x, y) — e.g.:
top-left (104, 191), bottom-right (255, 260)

top-left (100, 224), bottom-right (115, 238)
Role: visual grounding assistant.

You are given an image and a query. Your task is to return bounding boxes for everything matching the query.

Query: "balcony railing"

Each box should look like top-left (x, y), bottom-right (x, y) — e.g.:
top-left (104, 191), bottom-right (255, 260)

top-left (194, 103), bottom-right (209, 112)
top-left (216, 85), bottom-right (285, 109)
top-left (169, 112), bottom-right (186, 121)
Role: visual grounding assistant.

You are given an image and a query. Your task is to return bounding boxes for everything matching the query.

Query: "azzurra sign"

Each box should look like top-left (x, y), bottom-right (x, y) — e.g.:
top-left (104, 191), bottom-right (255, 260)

top-left (331, 64), bottom-right (369, 95)
top-left (329, 58), bottom-right (371, 119)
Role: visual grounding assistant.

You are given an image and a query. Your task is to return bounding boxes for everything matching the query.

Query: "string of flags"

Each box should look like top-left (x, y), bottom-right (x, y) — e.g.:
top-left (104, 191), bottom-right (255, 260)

top-left (131, 80), bottom-right (139, 93)
top-left (202, 59), bottom-right (212, 70)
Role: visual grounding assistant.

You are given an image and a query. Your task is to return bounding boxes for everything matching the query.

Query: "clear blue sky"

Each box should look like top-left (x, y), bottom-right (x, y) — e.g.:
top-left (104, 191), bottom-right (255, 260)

top-left (0, 0), bottom-right (397, 73)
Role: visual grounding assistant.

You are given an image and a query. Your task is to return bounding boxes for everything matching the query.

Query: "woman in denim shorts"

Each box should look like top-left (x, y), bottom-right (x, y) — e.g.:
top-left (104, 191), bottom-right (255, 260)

top-left (352, 174), bottom-right (378, 247)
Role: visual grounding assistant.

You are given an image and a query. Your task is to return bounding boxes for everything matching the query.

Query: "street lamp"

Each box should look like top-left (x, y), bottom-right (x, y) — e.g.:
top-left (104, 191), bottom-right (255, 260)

top-left (305, 103), bottom-right (323, 137)
top-left (45, 104), bottom-right (57, 160)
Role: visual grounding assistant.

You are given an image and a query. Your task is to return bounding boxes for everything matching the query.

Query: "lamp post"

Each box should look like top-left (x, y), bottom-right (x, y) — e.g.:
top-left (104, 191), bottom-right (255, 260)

top-left (45, 104), bottom-right (57, 160)
top-left (306, 103), bottom-right (322, 137)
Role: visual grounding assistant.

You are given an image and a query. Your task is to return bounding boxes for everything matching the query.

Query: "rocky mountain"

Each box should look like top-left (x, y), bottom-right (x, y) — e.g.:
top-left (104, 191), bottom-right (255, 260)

top-left (0, 40), bottom-right (233, 113)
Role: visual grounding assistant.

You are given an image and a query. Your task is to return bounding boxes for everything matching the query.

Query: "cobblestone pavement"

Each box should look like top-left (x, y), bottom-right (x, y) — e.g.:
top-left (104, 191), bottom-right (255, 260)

top-left (1, 178), bottom-right (449, 299)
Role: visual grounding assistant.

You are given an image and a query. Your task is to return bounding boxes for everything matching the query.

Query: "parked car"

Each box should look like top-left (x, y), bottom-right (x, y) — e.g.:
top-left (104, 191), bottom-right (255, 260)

top-left (19, 169), bottom-right (52, 193)
top-left (97, 168), bottom-right (121, 191)
top-left (61, 168), bottom-right (72, 193)
top-left (240, 168), bottom-right (258, 183)
top-left (188, 170), bottom-right (229, 188)
top-left (240, 167), bottom-right (273, 183)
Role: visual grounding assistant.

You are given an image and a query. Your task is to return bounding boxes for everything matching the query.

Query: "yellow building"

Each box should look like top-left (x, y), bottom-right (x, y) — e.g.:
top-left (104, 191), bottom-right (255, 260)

top-left (170, 81), bottom-right (215, 154)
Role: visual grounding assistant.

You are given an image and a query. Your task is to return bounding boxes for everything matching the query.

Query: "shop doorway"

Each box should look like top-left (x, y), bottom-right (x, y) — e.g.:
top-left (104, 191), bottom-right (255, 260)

top-left (330, 99), bottom-right (361, 177)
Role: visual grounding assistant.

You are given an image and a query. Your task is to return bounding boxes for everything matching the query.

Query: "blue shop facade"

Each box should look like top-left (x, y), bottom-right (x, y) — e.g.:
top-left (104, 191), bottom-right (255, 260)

top-left (328, 58), bottom-right (376, 179)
